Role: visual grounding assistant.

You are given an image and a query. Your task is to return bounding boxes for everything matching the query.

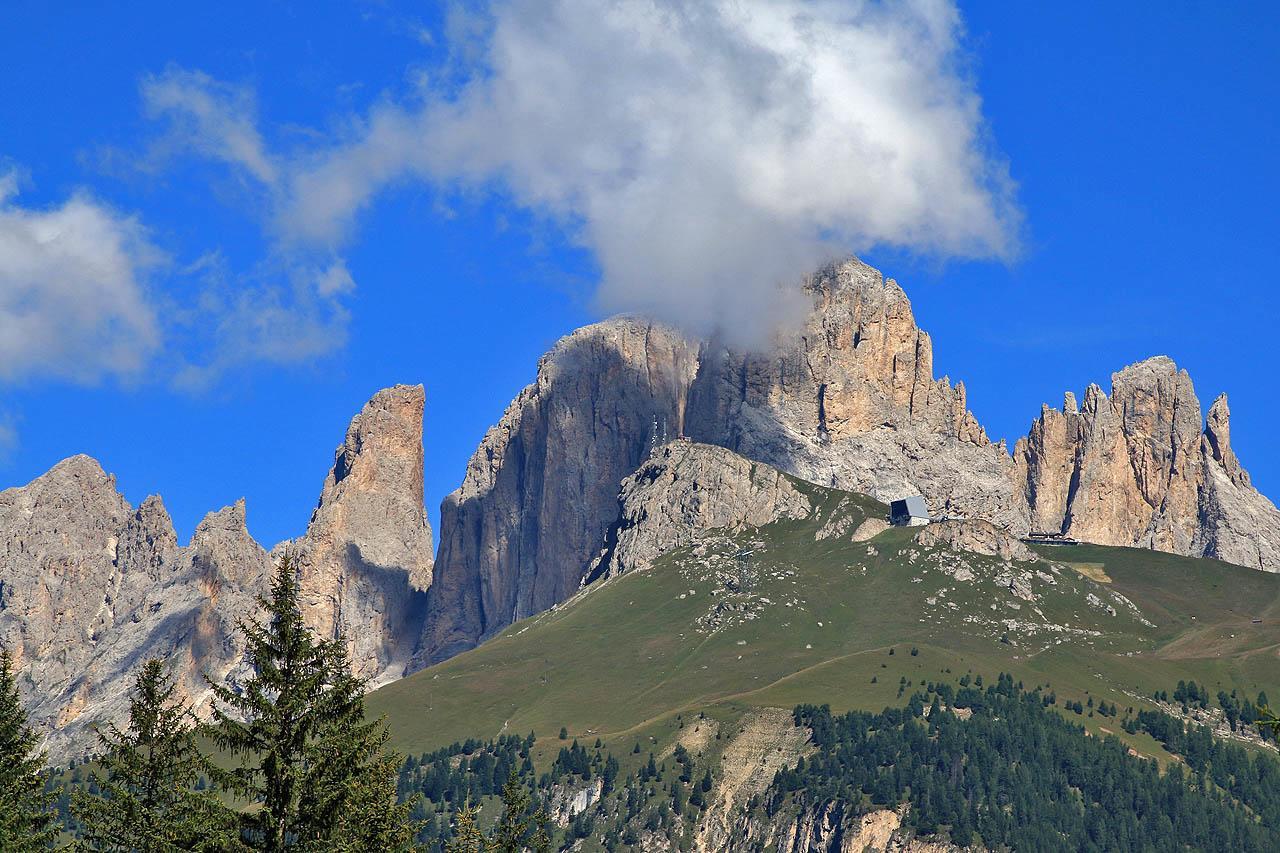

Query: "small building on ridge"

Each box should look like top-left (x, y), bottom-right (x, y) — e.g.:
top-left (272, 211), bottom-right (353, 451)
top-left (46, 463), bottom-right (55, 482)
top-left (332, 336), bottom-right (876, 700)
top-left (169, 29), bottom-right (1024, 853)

top-left (889, 495), bottom-right (931, 527)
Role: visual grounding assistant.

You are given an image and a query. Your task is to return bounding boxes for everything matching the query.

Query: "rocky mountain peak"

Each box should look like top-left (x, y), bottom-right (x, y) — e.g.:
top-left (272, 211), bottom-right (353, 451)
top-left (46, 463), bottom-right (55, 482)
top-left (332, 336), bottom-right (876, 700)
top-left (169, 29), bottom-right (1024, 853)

top-left (420, 319), bottom-right (700, 664)
top-left (1205, 393), bottom-right (1248, 488)
top-left (290, 384), bottom-right (433, 682)
top-left (422, 256), bottom-right (1026, 665)
top-left (1014, 355), bottom-right (1279, 569)
top-left (2, 384), bottom-right (437, 760)
top-left (116, 494), bottom-right (179, 581)
top-left (186, 499), bottom-right (270, 592)
top-left (307, 383), bottom-right (433, 587)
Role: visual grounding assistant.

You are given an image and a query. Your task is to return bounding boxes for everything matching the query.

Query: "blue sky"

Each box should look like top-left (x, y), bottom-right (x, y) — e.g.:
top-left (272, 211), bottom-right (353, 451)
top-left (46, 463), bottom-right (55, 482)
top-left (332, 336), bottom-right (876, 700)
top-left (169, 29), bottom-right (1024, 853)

top-left (0, 2), bottom-right (1276, 547)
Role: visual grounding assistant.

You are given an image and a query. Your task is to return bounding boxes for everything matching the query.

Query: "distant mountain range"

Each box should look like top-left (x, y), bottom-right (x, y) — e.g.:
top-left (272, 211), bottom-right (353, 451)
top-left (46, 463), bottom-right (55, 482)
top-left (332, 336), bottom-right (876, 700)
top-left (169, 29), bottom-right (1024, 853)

top-left (3, 257), bottom-right (1278, 762)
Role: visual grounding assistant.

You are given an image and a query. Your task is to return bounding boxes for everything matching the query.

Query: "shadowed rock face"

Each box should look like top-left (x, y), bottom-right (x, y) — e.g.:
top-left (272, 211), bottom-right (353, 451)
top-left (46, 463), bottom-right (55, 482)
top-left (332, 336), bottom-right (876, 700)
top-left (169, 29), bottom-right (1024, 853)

top-left (284, 384), bottom-right (433, 684)
top-left (0, 385), bottom-right (432, 761)
top-left (419, 321), bottom-right (700, 664)
top-left (1013, 359), bottom-right (1280, 571)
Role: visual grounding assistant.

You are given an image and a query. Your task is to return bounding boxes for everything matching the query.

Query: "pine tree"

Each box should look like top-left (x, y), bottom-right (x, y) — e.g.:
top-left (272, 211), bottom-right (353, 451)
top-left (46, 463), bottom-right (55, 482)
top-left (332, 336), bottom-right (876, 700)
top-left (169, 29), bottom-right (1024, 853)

top-left (334, 748), bottom-right (418, 853)
top-left (444, 803), bottom-right (485, 853)
top-left (74, 658), bottom-right (239, 852)
top-left (0, 649), bottom-right (60, 850)
top-left (205, 556), bottom-right (410, 851)
top-left (488, 772), bottom-right (550, 853)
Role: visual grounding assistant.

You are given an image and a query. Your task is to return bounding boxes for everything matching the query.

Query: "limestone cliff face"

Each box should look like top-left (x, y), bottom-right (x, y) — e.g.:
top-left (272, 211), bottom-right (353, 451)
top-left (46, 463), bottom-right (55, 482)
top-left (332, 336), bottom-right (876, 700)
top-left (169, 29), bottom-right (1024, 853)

top-left (0, 470), bottom-right (268, 762)
top-left (420, 258), bottom-right (1026, 664)
top-left (284, 384), bottom-right (433, 683)
top-left (0, 385), bottom-right (433, 761)
top-left (1012, 357), bottom-right (1280, 570)
top-left (420, 320), bottom-right (700, 663)
top-left (584, 440), bottom-right (812, 582)
top-left (684, 259), bottom-right (1026, 530)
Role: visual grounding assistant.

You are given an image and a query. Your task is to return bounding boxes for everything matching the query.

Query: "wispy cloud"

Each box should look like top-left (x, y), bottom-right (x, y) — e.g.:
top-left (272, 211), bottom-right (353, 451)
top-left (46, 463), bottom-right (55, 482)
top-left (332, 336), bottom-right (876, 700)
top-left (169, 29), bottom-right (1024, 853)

top-left (167, 253), bottom-right (352, 391)
top-left (141, 68), bottom-right (278, 186)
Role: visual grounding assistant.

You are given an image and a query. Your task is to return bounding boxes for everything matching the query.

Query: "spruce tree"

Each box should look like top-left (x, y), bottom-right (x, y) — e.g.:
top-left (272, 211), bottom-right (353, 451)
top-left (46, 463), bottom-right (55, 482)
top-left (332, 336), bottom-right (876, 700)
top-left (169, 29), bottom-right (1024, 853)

top-left (0, 649), bottom-right (60, 850)
top-left (488, 772), bottom-right (550, 853)
top-left (74, 658), bottom-right (238, 852)
top-left (444, 803), bottom-right (485, 853)
top-left (206, 555), bottom-right (410, 851)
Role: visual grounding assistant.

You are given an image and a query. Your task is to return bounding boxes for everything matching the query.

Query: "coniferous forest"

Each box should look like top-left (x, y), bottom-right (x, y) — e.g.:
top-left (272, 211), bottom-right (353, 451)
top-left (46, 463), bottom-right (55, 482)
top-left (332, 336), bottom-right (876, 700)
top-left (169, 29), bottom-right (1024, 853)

top-left (771, 675), bottom-right (1280, 851)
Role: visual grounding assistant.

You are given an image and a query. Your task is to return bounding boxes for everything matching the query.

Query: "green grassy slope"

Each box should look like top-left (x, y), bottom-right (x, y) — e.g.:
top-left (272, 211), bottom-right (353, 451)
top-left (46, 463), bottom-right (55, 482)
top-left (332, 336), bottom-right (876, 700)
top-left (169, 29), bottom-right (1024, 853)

top-left (370, 482), bottom-right (1280, 761)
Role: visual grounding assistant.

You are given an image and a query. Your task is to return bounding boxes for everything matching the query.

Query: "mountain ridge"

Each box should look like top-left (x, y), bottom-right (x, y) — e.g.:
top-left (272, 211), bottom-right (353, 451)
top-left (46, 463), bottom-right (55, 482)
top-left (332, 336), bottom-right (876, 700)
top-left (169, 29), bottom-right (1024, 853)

top-left (4, 257), bottom-right (1278, 762)
top-left (0, 385), bottom-right (432, 760)
top-left (421, 256), bottom-right (1280, 666)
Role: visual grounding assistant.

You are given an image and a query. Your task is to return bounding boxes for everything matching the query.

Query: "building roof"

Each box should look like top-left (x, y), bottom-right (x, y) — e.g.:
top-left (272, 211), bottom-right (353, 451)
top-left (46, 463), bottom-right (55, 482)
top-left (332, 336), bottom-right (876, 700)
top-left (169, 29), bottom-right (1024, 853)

top-left (891, 495), bottom-right (930, 519)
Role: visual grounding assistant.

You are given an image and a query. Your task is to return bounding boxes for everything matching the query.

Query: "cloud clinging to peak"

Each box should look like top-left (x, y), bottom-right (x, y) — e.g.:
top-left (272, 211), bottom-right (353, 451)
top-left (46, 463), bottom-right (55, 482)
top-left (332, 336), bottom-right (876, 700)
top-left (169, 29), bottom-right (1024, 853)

top-left (131, 0), bottom-right (1020, 350)
top-left (276, 0), bottom-right (1021, 343)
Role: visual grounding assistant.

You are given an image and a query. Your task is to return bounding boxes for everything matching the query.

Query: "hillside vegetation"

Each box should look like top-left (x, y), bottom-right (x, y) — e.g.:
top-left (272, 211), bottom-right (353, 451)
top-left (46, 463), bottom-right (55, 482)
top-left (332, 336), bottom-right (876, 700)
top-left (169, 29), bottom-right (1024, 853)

top-left (369, 479), bottom-right (1280, 765)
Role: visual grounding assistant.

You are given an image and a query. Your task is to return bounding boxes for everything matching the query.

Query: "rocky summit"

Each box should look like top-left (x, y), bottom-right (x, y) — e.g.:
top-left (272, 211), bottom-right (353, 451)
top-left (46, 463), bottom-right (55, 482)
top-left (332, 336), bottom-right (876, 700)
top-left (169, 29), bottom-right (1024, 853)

top-left (0, 385), bottom-right (432, 761)
top-left (1013, 358), bottom-right (1280, 571)
top-left (420, 257), bottom-right (1280, 664)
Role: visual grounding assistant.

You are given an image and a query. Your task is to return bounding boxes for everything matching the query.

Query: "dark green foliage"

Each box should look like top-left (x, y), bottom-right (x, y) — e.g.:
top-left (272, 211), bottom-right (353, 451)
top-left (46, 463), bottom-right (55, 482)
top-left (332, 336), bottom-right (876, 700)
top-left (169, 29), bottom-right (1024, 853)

top-left (488, 772), bottom-right (550, 853)
top-left (74, 659), bottom-right (239, 852)
top-left (205, 556), bottom-right (412, 851)
top-left (0, 649), bottom-right (60, 850)
top-left (770, 675), bottom-right (1280, 851)
top-left (552, 740), bottom-right (592, 780)
top-left (1123, 707), bottom-right (1280, 829)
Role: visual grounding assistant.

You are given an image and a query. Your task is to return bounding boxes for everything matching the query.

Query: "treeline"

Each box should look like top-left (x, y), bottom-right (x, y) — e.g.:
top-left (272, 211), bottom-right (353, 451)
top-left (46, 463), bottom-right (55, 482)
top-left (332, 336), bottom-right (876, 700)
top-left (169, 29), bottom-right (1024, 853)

top-left (768, 674), bottom-right (1280, 851)
top-left (1124, 708), bottom-right (1280, 828)
top-left (397, 728), bottom-right (714, 851)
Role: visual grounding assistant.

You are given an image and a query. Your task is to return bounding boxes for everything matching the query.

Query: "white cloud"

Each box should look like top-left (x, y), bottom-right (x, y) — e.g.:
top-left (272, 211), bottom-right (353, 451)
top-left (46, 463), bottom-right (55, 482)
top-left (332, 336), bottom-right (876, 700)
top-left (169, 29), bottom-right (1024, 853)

top-left (0, 171), bottom-right (161, 382)
top-left (273, 0), bottom-right (1021, 344)
top-left (169, 255), bottom-right (352, 391)
top-left (135, 0), bottom-right (1020, 349)
top-left (127, 71), bottom-right (357, 383)
top-left (0, 155), bottom-right (349, 391)
top-left (141, 68), bottom-right (278, 186)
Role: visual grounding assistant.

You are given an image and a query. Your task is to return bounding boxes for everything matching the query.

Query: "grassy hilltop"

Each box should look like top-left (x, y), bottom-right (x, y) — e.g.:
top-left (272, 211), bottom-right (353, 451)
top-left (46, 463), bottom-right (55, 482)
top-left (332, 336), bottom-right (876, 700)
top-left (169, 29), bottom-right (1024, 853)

top-left (370, 480), bottom-right (1280, 763)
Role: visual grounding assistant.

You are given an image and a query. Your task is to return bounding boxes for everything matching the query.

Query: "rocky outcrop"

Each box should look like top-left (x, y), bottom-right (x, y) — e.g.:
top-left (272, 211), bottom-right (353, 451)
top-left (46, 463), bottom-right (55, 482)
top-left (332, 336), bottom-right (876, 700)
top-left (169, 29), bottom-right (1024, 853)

top-left (419, 320), bottom-right (700, 663)
top-left (421, 258), bottom-right (1027, 664)
top-left (0, 385), bottom-right (433, 761)
top-left (1013, 357), bottom-right (1280, 570)
top-left (583, 440), bottom-right (811, 583)
top-left (422, 258), bottom-right (1280, 668)
top-left (283, 384), bottom-right (432, 683)
top-left (915, 519), bottom-right (1038, 563)
top-left (763, 804), bottom-right (967, 852)
top-left (0, 468), bottom-right (268, 762)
